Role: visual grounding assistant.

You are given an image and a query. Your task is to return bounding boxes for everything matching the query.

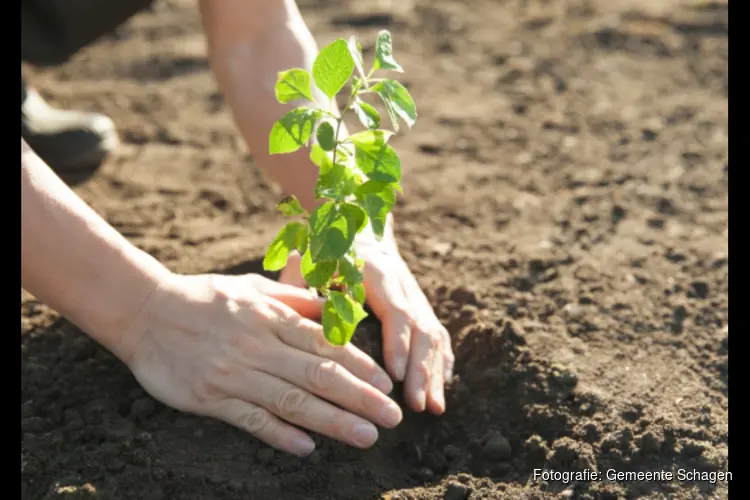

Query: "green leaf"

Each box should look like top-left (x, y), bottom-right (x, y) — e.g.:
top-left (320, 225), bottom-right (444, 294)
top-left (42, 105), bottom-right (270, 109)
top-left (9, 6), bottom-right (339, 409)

top-left (295, 225), bottom-right (309, 254)
top-left (310, 144), bottom-right (333, 168)
top-left (312, 39), bottom-right (355, 100)
top-left (276, 195), bottom-right (306, 217)
top-left (300, 250), bottom-right (337, 288)
top-left (330, 290), bottom-right (368, 325)
top-left (315, 161), bottom-right (359, 200)
top-left (372, 80), bottom-right (417, 129)
top-left (355, 181), bottom-right (396, 238)
top-left (308, 202), bottom-right (366, 261)
top-left (338, 254), bottom-right (364, 284)
top-left (345, 129), bottom-right (394, 147)
top-left (349, 282), bottom-right (366, 304)
top-left (316, 121), bottom-right (336, 151)
top-left (347, 36), bottom-right (367, 83)
top-left (352, 100), bottom-right (380, 130)
top-left (354, 140), bottom-right (401, 183)
top-left (269, 107), bottom-right (322, 154)
top-left (380, 96), bottom-right (401, 132)
top-left (372, 30), bottom-right (403, 73)
top-left (274, 68), bottom-right (314, 104)
top-left (342, 202), bottom-right (368, 234)
top-left (322, 293), bottom-right (367, 345)
top-left (263, 222), bottom-right (305, 271)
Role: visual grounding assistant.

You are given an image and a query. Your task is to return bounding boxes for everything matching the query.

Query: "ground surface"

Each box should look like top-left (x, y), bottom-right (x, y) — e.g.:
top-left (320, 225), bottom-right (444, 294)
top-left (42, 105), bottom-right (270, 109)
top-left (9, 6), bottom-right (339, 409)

top-left (21, 0), bottom-right (728, 498)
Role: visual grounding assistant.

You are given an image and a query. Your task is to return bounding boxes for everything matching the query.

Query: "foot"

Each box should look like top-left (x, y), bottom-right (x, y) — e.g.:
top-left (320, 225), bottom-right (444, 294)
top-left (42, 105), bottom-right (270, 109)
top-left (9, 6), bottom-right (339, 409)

top-left (22, 84), bottom-right (119, 174)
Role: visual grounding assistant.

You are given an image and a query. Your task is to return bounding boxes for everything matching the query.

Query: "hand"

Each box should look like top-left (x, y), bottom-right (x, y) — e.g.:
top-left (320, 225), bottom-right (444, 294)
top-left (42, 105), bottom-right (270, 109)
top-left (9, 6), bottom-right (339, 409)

top-left (118, 272), bottom-right (403, 456)
top-left (280, 220), bottom-right (455, 415)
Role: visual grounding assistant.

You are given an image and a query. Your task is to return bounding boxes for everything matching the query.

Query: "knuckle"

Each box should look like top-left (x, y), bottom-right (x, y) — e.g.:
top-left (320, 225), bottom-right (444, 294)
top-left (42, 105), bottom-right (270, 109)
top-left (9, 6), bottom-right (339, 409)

top-left (231, 333), bottom-right (266, 359)
top-left (392, 305), bottom-right (414, 326)
top-left (240, 407), bottom-right (273, 435)
top-left (416, 360), bottom-right (432, 380)
top-left (306, 360), bottom-right (338, 391)
top-left (445, 350), bottom-right (456, 365)
top-left (274, 388), bottom-right (309, 416)
top-left (273, 306), bottom-right (296, 331)
top-left (312, 333), bottom-right (335, 358)
top-left (190, 374), bottom-right (221, 405)
top-left (428, 332), bottom-right (443, 350)
top-left (208, 357), bottom-right (232, 380)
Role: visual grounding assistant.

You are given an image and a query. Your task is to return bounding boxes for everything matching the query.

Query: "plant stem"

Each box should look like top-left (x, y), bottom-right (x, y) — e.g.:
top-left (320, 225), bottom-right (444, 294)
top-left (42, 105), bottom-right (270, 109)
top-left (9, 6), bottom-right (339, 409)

top-left (330, 117), bottom-right (344, 171)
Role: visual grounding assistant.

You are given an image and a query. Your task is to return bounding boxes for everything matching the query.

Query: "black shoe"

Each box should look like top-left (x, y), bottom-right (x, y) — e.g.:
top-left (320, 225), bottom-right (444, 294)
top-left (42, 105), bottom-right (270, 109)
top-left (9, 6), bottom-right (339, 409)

top-left (21, 81), bottom-right (118, 173)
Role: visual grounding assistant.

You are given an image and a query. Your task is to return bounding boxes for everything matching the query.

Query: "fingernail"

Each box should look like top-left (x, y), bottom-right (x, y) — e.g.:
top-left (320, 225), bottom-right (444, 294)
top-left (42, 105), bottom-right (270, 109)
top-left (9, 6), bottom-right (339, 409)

top-left (379, 400), bottom-right (403, 428)
top-left (392, 357), bottom-right (406, 381)
top-left (414, 388), bottom-right (426, 411)
top-left (433, 391), bottom-right (445, 413)
top-left (372, 373), bottom-right (393, 394)
top-left (353, 423), bottom-right (379, 448)
top-left (292, 437), bottom-right (316, 456)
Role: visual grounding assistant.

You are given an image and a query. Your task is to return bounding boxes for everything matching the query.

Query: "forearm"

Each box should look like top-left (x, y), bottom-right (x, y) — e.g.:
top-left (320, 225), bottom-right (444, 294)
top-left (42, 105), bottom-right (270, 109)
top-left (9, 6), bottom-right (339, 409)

top-left (21, 140), bottom-right (171, 360)
top-left (200, 0), bottom-right (347, 213)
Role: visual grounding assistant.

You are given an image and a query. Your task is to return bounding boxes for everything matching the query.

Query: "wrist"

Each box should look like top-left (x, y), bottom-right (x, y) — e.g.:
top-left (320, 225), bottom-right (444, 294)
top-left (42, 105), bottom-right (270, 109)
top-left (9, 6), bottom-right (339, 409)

top-left (85, 248), bottom-right (174, 363)
top-left (355, 214), bottom-right (398, 253)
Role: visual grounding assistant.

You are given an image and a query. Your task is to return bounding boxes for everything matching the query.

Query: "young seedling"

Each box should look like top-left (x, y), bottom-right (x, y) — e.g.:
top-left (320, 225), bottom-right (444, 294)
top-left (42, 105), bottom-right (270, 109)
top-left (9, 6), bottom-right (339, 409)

top-left (262, 30), bottom-right (417, 346)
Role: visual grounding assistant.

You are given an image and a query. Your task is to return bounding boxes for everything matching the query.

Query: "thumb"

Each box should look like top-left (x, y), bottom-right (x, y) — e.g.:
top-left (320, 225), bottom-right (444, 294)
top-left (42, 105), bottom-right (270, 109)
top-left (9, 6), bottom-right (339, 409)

top-left (250, 274), bottom-right (324, 320)
top-left (278, 252), bottom-right (307, 288)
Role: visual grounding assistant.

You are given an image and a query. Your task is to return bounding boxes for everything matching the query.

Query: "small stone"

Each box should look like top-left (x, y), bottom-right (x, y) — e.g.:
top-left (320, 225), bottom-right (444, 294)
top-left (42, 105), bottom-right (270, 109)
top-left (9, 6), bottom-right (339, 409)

top-left (425, 451), bottom-right (449, 472)
top-left (417, 467), bottom-right (435, 481)
top-left (680, 439), bottom-right (708, 458)
top-left (430, 240), bottom-right (453, 256)
top-left (515, 152), bottom-right (533, 165)
top-left (549, 365), bottom-right (578, 393)
top-left (637, 432), bottom-right (661, 454)
top-left (562, 303), bottom-right (584, 321)
top-left (444, 481), bottom-right (470, 500)
top-left (483, 433), bottom-right (512, 461)
top-left (687, 281), bottom-right (709, 299)
top-left (641, 128), bottom-right (659, 141)
top-left (449, 286), bottom-right (481, 307)
top-left (602, 429), bottom-right (633, 453)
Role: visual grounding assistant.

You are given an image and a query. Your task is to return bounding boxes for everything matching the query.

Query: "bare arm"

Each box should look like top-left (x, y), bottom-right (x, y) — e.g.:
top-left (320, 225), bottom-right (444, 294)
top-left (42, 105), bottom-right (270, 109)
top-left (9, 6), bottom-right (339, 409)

top-left (198, 0), bottom-right (454, 415)
top-left (21, 139), bottom-right (171, 361)
top-left (199, 0), bottom-right (347, 213)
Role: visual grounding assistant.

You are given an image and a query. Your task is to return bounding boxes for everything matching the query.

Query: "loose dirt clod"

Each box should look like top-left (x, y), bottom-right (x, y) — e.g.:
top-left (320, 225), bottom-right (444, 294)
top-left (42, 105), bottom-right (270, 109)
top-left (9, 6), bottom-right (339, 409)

top-left (482, 433), bottom-right (512, 461)
top-left (443, 482), bottom-right (470, 500)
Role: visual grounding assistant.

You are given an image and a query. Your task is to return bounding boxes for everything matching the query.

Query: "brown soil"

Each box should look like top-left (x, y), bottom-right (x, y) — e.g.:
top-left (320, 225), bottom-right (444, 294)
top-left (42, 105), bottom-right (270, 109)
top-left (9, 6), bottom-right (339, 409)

top-left (21, 0), bottom-right (728, 498)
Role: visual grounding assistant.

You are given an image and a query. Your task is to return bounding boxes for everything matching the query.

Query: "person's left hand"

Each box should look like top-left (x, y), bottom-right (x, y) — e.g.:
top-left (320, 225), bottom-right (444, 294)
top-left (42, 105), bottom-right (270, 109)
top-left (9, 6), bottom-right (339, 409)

top-left (279, 218), bottom-right (454, 415)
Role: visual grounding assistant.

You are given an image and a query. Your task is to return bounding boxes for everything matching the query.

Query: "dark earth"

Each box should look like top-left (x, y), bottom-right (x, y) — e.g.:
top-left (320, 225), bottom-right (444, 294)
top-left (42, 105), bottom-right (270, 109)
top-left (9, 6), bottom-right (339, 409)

top-left (21, 0), bottom-right (728, 498)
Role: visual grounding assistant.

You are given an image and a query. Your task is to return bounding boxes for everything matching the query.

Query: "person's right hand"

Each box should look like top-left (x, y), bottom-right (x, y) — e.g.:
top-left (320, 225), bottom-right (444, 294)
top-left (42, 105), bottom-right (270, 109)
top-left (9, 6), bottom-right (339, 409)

top-left (117, 272), bottom-right (403, 456)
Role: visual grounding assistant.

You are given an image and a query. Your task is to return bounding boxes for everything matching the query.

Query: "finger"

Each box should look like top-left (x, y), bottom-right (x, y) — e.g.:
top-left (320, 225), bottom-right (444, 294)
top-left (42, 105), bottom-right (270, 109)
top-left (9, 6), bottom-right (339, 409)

top-left (265, 297), bottom-right (394, 394)
top-left (262, 341), bottom-right (402, 430)
top-left (441, 328), bottom-right (455, 380)
top-left (428, 341), bottom-right (445, 414)
top-left (235, 369), bottom-right (384, 449)
top-left (250, 274), bottom-right (324, 320)
top-left (364, 268), bottom-right (412, 381)
top-left (399, 272), bottom-right (454, 400)
top-left (208, 398), bottom-right (316, 456)
top-left (403, 329), bottom-right (436, 412)
top-left (278, 252), bottom-right (308, 289)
